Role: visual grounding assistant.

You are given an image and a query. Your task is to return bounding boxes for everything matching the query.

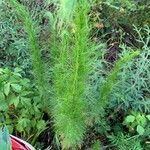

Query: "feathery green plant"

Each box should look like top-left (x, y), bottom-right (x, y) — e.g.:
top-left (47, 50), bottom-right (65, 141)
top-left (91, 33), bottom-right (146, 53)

top-left (7, 0), bottom-right (48, 109)
top-left (89, 50), bottom-right (140, 130)
top-left (111, 27), bottom-right (150, 113)
top-left (98, 50), bottom-right (140, 108)
top-left (109, 133), bottom-right (142, 150)
top-left (6, 0), bottom-right (142, 149)
top-left (51, 0), bottom-right (92, 148)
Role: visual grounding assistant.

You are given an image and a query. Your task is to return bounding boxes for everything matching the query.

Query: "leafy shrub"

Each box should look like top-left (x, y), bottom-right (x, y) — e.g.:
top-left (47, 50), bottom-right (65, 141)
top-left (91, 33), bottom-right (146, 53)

top-left (49, 0), bottom-right (139, 148)
top-left (0, 68), bottom-right (46, 143)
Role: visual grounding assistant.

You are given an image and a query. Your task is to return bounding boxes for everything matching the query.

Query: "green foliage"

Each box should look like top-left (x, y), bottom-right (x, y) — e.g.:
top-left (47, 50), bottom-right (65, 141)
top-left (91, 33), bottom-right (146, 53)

top-left (48, 0), bottom-right (140, 148)
top-left (51, 0), bottom-right (92, 148)
top-left (7, 0), bottom-right (48, 109)
top-left (102, 0), bottom-right (150, 26)
top-left (0, 0), bottom-right (30, 69)
top-left (98, 50), bottom-right (139, 108)
top-left (109, 133), bottom-right (142, 150)
top-left (3, 0), bottom-right (150, 149)
top-left (0, 68), bottom-right (46, 143)
top-left (110, 27), bottom-right (150, 113)
top-left (90, 0), bottom-right (150, 43)
top-left (50, 0), bottom-right (140, 148)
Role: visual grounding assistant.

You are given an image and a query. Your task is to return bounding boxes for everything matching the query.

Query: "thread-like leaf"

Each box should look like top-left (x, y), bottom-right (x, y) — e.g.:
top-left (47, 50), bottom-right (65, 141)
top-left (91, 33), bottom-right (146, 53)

top-left (98, 51), bottom-right (140, 108)
top-left (8, 0), bottom-right (48, 109)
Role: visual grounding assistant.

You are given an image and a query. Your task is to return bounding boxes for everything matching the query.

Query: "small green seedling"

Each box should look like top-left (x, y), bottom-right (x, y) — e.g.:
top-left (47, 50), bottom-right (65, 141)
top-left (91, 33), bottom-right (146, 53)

top-left (123, 112), bottom-right (150, 135)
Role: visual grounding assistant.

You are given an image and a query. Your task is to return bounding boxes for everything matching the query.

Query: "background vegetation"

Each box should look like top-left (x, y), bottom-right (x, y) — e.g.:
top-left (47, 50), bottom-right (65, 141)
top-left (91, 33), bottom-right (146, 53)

top-left (0, 0), bottom-right (150, 149)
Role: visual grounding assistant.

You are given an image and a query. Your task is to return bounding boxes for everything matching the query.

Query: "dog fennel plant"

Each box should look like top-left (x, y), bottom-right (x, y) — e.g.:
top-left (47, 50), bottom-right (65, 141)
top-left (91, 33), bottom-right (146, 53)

top-left (7, 0), bottom-right (48, 109)
top-left (50, 0), bottom-right (92, 149)
top-left (98, 50), bottom-right (140, 108)
top-left (89, 50), bottom-right (140, 128)
top-left (7, 0), bottom-right (140, 149)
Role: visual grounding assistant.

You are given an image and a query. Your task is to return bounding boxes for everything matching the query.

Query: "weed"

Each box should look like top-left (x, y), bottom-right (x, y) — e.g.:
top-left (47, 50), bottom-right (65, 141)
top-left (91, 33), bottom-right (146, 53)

top-left (7, 0), bottom-right (49, 110)
top-left (51, 0), bottom-right (92, 148)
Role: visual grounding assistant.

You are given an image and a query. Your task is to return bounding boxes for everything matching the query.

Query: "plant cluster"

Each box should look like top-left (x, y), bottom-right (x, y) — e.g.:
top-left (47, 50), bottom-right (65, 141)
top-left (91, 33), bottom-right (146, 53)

top-left (0, 0), bottom-right (30, 69)
top-left (123, 112), bottom-right (150, 136)
top-left (0, 68), bottom-right (46, 144)
top-left (1, 0), bottom-right (150, 150)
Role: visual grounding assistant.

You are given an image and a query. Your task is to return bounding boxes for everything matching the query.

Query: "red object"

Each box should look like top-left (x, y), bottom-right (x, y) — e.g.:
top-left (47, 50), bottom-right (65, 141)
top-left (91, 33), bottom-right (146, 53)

top-left (11, 137), bottom-right (30, 150)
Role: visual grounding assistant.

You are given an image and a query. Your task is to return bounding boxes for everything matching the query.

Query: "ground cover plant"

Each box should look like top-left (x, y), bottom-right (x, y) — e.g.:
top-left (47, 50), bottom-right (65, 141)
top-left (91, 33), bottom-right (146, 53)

top-left (0, 0), bottom-right (150, 149)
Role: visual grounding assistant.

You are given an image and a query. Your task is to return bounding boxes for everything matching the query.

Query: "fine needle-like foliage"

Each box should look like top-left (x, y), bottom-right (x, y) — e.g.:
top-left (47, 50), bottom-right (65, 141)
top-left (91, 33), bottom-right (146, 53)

top-left (51, 0), bottom-right (91, 149)
top-left (7, 0), bottom-right (48, 109)
top-left (98, 51), bottom-right (140, 109)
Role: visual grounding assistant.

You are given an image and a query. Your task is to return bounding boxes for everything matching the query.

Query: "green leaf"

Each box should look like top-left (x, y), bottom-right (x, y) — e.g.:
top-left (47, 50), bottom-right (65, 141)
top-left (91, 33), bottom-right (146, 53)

top-left (20, 97), bottom-right (31, 107)
top-left (125, 115), bottom-right (135, 123)
top-left (13, 72), bottom-right (22, 77)
top-left (20, 79), bottom-right (30, 87)
top-left (136, 114), bottom-right (146, 126)
top-left (36, 120), bottom-right (46, 131)
top-left (0, 92), bottom-right (5, 100)
top-left (136, 125), bottom-right (145, 135)
top-left (4, 83), bottom-right (10, 96)
top-left (0, 68), bottom-right (3, 74)
top-left (3, 127), bottom-right (10, 143)
top-left (14, 68), bottom-right (22, 73)
top-left (9, 96), bottom-right (20, 107)
top-left (11, 84), bottom-right (22, 93)
top-left (0, 102), bottom-right (8, 111)
top-left (16, 118), bottom-right (30, 132)
top-left (146, 115), bottom-right (150, 121)
top-left (20, 91), bottom-right (32, 97)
